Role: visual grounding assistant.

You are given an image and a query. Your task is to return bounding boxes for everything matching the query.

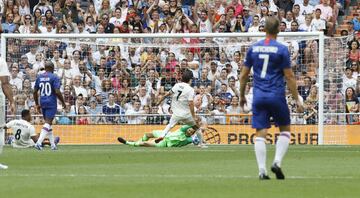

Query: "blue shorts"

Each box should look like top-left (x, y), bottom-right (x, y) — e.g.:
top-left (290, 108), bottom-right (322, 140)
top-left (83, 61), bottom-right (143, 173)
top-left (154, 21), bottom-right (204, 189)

top-left (42, 107), bottom-right (57, 120)
top-left (252, 97), bottom-right (290, 129)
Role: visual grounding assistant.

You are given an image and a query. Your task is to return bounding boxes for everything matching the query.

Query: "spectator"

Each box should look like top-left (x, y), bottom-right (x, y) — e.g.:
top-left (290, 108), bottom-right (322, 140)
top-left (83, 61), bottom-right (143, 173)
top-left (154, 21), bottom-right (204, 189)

top-left (12, 4), bottom-right (22, 25)
top-left (352, 16), bottom-right (360, 31)
top-left (9, 66), bottom-right (22, 90)
top-left (2, 13), bottom-right (18, 33)
top-left (76, 105), bottom-right (90, 125)
top-left (33, 0), bottom-right (52, 14)
top-left (102, 93), bottom-right (124, 124)
top-left (275, 0), bottom-right (294, 13)
top-left (293, 4), bottom-right (305, 26)
top-left (242, 6), bottom-right (253, 31)
top-left (87, 98), bottom-right (103, 124)
top-left (248, 15), bottom-right (260, 32)
top-left (303, 100), bottom-right (318, 124)
top-left (231, 14), bottom-right (246, 32)
top-left (63, 85), bottom-right (75, 106)
top-left (19, 14), bottom-right (33, 34)
top-left (348, 40), bottom-right (360, 62)
top-left (211, 99), bottom-right (226, 124)
top-left (226, 96), bottom-right (244, 124)
top-left (136, 86), bottom-right (151, 107)
top-left (125, 99), bottom-right (145, 124)
top-left (218, 83), bottom-right (232, 105)
top-left (350, 61), bottom-right (359, 78)
top-left (306, 85), bottom-right (319, 104)
top-left (110, 7), bottom-right (125, 28)
top-left (19, 0), bottom-right (30, 16)
top-left (314, 0), bottom-right (334, 35)
top-left (194, 85), bottom-right (213, 113)
top-left (300, 0), bottom-right (315, 16)
top-left (99, 0), bottom-right (112, 16)
top-left (299, 14), bottom-right (312, 31)
top-left (345, 87), bottom-right (359, 124)
top-left (57, 102), bottom-right (73, 125)
top-left (342, 67), bottom-right (357, 94)
top-left (298, 76), bottom-right (312, 99)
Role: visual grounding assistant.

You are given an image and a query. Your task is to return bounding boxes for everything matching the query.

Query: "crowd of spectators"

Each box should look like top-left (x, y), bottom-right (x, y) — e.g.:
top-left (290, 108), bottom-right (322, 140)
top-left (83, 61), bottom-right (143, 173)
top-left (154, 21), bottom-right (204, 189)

top-left (1, 0), bottom-right (359, 125)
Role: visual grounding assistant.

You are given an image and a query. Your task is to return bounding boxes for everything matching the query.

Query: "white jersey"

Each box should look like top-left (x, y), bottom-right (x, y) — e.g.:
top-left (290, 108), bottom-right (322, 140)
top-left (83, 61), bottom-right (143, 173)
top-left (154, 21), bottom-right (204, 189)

top-left (170, 82), bottom-right (194, 117)
top-left (6, 119), bottom-right (36, 148)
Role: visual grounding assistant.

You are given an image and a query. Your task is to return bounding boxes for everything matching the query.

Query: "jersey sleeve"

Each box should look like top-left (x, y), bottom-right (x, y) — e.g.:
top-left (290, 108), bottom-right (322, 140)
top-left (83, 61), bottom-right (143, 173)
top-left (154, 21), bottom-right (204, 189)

top-left (5, 120), bottom-right (16, 128)
top-left (280, 46), bottom-right (291, 69)
top-left (52, 75), bottom-right (61, 90)
top-left (170, 83), bottom-right (177, 94)
top-left (188, 88), bottom-right (194, 101)
top-left (29, 126), bottom-right (36, 137)
top-left (244, 46), bottom-right (253, 68)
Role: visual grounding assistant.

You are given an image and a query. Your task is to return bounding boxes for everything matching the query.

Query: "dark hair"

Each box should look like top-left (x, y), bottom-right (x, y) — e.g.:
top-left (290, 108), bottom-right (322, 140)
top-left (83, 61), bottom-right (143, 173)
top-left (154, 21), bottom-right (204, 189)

top-left (181, 69), bottom-right (193, 83)
top-left (44, 61), bottom-right (54, 71)
top-left (21, 109), bottom-right (30, 118)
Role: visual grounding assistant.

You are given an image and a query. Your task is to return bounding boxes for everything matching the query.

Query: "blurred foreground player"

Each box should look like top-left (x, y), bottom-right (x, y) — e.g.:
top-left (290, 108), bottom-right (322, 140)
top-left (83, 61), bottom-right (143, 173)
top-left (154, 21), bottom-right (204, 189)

top-left (239, 16), bottom-right (304, 180)
top-left (0, 57), bottom-right (16, 169)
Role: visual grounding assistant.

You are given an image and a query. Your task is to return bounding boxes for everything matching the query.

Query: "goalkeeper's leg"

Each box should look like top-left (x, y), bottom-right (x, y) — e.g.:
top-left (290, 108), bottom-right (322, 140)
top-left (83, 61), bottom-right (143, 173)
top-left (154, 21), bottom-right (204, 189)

top-left (117, 137), bottom-right (166, 147)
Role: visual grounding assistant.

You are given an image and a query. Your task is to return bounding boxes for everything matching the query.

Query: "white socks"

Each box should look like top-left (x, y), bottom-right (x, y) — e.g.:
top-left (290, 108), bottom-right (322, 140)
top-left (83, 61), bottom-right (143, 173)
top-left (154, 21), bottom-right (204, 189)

top-left (255, 132), bottom-right (291, 175)
top-left (36, 123), bottom-right (51, 146)
top-left (48, 128), bottom-right (56, 148)
top-left (274, 132), bottom-right (291, 167)
top-left (162, 123), bottom-right (172, 137)
top-left (254, 137), bottom-right (267, 175)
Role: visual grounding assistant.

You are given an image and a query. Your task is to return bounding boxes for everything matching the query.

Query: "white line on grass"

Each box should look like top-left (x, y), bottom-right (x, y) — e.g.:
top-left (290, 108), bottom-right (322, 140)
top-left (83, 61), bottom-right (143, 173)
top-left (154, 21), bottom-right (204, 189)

top-left (0, 174), bottom-right (357, 180)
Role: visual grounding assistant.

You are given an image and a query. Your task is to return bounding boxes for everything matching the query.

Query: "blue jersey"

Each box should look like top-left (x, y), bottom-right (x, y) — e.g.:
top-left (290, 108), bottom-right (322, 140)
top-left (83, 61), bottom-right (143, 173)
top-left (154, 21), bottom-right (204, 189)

top-left (244, 38), bottom-right (290, 98)
top-left (34, 72), bottom-right (61, 108)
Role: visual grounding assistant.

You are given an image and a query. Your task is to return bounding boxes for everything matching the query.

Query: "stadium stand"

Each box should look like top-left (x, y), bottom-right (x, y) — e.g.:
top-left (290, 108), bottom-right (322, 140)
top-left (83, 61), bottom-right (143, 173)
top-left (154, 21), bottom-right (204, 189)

top-left (0, 0), bottom-right (359, 126)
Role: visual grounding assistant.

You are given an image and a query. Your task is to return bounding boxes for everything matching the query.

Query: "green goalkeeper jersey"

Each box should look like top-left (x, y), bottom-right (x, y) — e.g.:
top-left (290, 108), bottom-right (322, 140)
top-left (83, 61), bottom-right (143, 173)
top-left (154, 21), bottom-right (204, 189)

top-left (164, 125), bottom-right (193, 147)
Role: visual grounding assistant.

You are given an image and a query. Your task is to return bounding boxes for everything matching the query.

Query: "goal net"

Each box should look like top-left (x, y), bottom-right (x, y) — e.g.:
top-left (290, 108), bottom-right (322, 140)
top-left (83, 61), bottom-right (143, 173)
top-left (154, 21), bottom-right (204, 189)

top-left (1, 32), bottom-right (356, 145)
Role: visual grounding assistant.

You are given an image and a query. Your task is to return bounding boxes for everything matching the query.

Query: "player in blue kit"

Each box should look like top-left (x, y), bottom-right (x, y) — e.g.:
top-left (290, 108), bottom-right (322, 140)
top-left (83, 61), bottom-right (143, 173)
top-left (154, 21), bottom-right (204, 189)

top-left (239, 17), bottom-right (304, 180)
top-left (33, 61), bottom-right (66, 150)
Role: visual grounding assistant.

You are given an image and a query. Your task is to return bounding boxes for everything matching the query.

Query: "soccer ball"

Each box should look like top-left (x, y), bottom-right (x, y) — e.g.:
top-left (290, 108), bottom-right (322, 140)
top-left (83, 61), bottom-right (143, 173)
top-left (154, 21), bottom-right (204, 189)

top-left (192, 136), bottom-right (200, 145)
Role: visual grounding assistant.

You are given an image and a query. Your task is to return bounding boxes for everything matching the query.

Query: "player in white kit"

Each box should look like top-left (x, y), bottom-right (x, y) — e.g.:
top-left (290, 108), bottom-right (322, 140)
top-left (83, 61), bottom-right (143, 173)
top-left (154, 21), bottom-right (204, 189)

top-left (1, 109), bottom-right (60, 149)
top-left (0, 57), bottom-right (16, 169)
top-left (156, 69), bottom-right (206, 146)
top-left (2, 110), bottom-right (36, 148)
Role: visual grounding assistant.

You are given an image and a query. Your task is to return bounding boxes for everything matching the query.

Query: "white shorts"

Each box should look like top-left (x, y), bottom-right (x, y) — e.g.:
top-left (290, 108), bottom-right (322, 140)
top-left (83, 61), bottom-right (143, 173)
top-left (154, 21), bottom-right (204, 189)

top-left (168, 115), bottom-right (196, 128)
top-left (12, 140), bottom-right (35, 148)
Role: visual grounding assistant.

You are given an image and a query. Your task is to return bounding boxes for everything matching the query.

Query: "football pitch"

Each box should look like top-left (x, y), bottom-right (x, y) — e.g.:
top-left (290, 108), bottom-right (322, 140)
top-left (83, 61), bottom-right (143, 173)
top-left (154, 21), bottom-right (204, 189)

top-left (0, 145), bottom-right (359, 198)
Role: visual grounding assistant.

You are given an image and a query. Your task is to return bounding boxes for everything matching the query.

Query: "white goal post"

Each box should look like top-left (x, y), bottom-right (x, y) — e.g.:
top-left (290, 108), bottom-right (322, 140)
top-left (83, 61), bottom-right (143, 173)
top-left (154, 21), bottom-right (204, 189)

top-left (1, 32), bottom-right (330, 144)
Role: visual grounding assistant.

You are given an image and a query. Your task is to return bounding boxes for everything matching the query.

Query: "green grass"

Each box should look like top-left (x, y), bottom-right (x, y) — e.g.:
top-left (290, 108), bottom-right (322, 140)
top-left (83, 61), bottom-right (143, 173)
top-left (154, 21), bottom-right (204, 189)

top-left (0, 145), bottom-right (360, 198)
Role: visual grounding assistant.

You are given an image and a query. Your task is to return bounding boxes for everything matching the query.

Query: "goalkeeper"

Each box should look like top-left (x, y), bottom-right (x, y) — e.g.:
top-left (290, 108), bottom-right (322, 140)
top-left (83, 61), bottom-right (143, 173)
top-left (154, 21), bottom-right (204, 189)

top-left (117, 125), bottom-right (199, 147)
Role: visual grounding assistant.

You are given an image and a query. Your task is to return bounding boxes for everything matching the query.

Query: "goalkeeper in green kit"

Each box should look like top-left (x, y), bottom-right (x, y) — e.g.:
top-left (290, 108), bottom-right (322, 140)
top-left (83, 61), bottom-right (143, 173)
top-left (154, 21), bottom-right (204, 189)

top-left (117, 125), bottom-right (199, 147)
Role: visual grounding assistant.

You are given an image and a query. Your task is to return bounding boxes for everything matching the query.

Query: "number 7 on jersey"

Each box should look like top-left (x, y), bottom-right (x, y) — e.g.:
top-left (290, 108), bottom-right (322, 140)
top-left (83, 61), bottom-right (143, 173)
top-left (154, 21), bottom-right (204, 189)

top-left (259, 54), bottom-right (269, 78)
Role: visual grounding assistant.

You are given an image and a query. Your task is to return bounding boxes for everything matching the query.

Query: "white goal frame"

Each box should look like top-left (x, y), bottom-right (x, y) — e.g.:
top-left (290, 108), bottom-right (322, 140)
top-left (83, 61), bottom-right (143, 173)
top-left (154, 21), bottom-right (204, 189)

top-left (1, 32), bottom-right (325, 144)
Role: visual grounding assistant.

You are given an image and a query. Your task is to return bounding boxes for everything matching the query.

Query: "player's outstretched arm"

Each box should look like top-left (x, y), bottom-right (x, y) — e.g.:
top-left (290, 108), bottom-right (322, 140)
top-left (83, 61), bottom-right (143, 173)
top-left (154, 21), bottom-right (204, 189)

top-left (283, 68), bottom-right (304, 112)
top-left (239, 67), bottom-right (251, 109)
top-left (156, 91), bottom-right (172, 106)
